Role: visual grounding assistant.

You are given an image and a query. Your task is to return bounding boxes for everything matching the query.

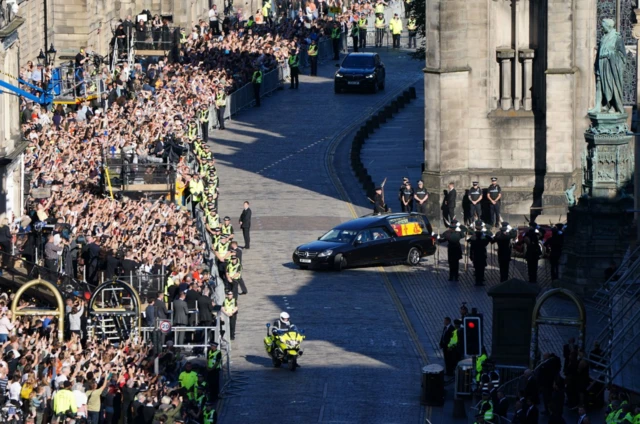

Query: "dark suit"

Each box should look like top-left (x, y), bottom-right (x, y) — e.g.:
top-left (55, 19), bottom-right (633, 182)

top-left (495, 397), bottom-right (509, 418)
top-left (82, 242), bottom-right (101, 285)
top-left (468, 233), bottom-right (490, 285)
top-left (524, 404), bottom-right (539, 424)
top-left (239, 207), bottom-right (252, 248)
top-left (446, 189), bottom-right (457, 222)
top-left (439, 324), bottom-right (456, 376)
top-left (441, 230), bottom-right (462, 281)
top-left (493, 229), bottom-right (516, 282)
top-left (172, 298), bottom-right (189, 346)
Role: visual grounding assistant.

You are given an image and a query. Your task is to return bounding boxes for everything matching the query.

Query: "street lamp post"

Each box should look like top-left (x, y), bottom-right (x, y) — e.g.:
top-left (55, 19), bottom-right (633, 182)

top-left (36, 44), bottom-right (56, 102)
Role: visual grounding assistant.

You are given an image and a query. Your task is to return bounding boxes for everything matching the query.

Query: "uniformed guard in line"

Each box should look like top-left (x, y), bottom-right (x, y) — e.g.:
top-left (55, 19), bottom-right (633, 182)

top-left (200, 104), bottom-right (210, 142)
top-left (414, 180), bottom-right (429, 215)
top-left (207, 341), bottom-right (222, 400)
top-left (439, 220), bottom-right (464, 281)
top-left (331, 22), bottom-right (341, 60)
top-left (252, 66), bottom-right (263, 106)
top-left (221, 290), bottom-right (238, 340)
top-left (288, 49), bottom-right (300, 89)
top-left (488, 177), bottom-right (502, 227)
top-left (203, 401), bottom-right (217, 424)
top-left (389, 13), bottom-right (403, 49)
top-left (467, 220), bottom-right (492, 286)
top-left (372, 186), bottom-right (387, 214)
top-left (492, 222), bottom-right (517, 282)
top-left (523, 223), bottom-right (542, 283)
top-left (546, 224), bottom-right (565, 280)
top-left (468, 181), bottom-right (483, 222)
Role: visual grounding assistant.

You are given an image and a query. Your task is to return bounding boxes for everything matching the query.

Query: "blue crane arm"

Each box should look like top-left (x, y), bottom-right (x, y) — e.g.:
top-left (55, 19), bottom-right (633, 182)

top-left (0, 78), bottom-right (46, 104)
top-left (17, 78), bottom-right (45, 94)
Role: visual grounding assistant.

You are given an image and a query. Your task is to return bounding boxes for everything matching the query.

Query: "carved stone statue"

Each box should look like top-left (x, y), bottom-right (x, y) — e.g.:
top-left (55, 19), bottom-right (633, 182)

top-left (565, 183), bottom-right (577, 207)
top-left (589, 19), bottom-right (626, 114)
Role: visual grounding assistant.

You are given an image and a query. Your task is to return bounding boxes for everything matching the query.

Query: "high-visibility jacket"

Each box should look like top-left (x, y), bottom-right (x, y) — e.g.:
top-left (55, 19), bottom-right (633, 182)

top-left (252, 70), bottom-right (263, 83)
top-left (390, 18), bottom-right (403, 34)
top-left (308, 44), bottom-right (318, 56)
top-left (164, 276), bottom-right (175, 302)
top-left (358, 18), bottom-right (367, 29)
top-left (226, 261), bottom-right (242, 279)
top-left (216, 92), bottom-right (226, 107)
top-left (200, 109), bottom-right (209, 123)
top-left (407, 18), bottom-right (417, 31)
top-left (479, 400), bottom-right (494, 421)
top-left (212, 234), bottom-right (221, 251)
top-left (222, 223), bottom-right (233, 236)
top-left (262, 0), bottom-right (271, 16)
top-left (448, 328), bottom-right (458, 349)
top-left (246, 18), bottom-right (254, 28)
top-left (188, 122), bottom-right (198, 140)
top-left (223, 297), bottom-right (236, 311)
top-left (179, 370), bottom-right (198, 390)
top-left (288, 54), bottom-right (299, 67)
top-left (208, 349), bottom-right (222, 370)
top-left (203, 407), bottom-right (216, 424)
top-left (217, 240), bottom-right (230, 257)
top-left (189, 179), bottom-right (204, 202)
top-left (331, 27), bottom-right (341, 39)
top-left (180, 31), bottom-right (187, 43)
top-left (53, 389), bottom-right (77, 415)
top-left (633, 412), bottom-right (640, 424)
top-left (476, 353), bottom-right (487, 381)
top-left (375, 3), bottom-right (385, 14)
top-left (375, 17), bottom-right (385, 29)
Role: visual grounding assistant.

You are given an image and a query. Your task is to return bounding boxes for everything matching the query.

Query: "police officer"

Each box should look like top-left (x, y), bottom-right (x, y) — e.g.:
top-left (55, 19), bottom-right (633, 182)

top-left (389, 13), bottom-right (403, 48)
top-left (350, 21), bottom-right (360, 52)
top-left (400, 181), bottom-right (414, 212)
top-left (524, 223), bottom-right (542, 283)
top-left (358, 14), bottom-right (368, 49)
top-left (492, 222), bottom-right (517, 282)
top-left (439, 220), bottom-right (463, 281)
top-left (189, 174), bottom-right (204, 216)
top-left (221, 216), bottom-right (234, 240)
top-left (546, 224), bottom-right (564, 280)
top-left (331, 22), bottom-right (341, 60)
top-left (200, 104), bottom-right (210, 142)
top-left (308, 39), bottom-right (319, 76)
top-left (414, 180), bottom-right (429, 215)
top-left (468, 181), bottom-right (483, 221)
top-left (215, 87), bottom-right (227, 130)
top-left (203, 401), bottom-right (217, 424)
top-left (488, 177), bottom-right (502, 227)
top-left (221, 291), bottom-right (238, 340)
top-left (373, 186), bottom-right (387, 214)
top-left (226, 253), bottom-right (248, 298)
top-left (252, 66), bottom-right (262, 106)
top-left (289, 48), bottom-right (300, 89)
top-left (468, 220), bottom-right (491, 286)
top-left (374, 13), bottom-right (386, 47)
top-left (407, 15), bottom-right (417, 48)
top-left (207, 341), bottom-right (222, 399)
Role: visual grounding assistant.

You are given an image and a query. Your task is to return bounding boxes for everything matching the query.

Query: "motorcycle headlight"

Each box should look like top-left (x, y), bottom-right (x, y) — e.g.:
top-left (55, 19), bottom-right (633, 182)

top-left (318, 249), bottom-right (333, 257)
top-left (335, 72), bottom-right (344, 78)
top-left (366, 73), bottom-right (375, 78)
top-left (286, 340), bottom-right (299, 347)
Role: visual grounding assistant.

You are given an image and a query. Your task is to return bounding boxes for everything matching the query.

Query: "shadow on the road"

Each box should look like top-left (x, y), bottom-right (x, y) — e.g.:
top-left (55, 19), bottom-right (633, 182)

top-left (241, 354), bottom-right (274, 368)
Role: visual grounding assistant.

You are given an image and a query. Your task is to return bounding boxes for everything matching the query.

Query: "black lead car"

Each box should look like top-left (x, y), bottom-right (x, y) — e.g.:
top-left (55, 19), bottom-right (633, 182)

top-left (292, 213), bottom-right (436, 271)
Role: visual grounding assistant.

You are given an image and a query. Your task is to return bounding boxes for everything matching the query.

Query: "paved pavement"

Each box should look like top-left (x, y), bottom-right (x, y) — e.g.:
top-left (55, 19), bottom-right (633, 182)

top-left (212, 49), bottom-right (428, 423)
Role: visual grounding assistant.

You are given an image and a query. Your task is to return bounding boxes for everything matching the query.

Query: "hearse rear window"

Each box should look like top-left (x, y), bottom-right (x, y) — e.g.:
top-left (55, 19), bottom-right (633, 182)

top-left (388, 216), bottom-right (425, 237)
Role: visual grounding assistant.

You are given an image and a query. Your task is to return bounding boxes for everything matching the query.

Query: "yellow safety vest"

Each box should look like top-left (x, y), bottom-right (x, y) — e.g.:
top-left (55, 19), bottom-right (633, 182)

top-left (188, 122), bottom-right (198, 140)
top-left (208, 349), bottom-right (222, 370)
top-left (189, 179), bottom-right (204, 202)
top-left (448, 328), bottom-right (458, 349)
top-left (53, 389), bottom-right (77, 415)
top-left (224, 298), bottom-right (236, 309)
top-left (217, 241), bottom-right (230, 256)
top-left (252, 70), bottom-right (263, 83)
top-left (375, 3), bottom-right (384, 14)
top-left (200, 109), bottom-right (209, 123)
top-left (358, 18), bottom-right (367, 29)
top-left (408, 19), bottom-right (417, 31)
top-left (308, 44), bottom-right (318, 56)
top-left (391, 18), bottom-right (403, 34)
top-left (207, 212), bottom-right (220, 229)
top-left (226, 261), bottom-right (241, 279)
top-left (216, 92), bottom-right (226, 107)
top-left (375, 18), bottom-right (385, 29)
top-left (221, 223), bottom-right (233, 235)
top-left (262, 0), bottom-right (271, 16)
top-left (179, 371), bottom-right (198, 390)
top-left (332, 27), bottom-right (341, 39)
top-left (204, 407), bottom-right (216, 424)
top-left (288, 55), bottom-right (299, 67)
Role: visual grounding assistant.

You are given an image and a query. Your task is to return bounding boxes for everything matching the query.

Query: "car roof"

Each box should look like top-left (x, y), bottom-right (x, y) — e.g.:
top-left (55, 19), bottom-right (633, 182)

top-left (333, 213), bottom-right (428, 231)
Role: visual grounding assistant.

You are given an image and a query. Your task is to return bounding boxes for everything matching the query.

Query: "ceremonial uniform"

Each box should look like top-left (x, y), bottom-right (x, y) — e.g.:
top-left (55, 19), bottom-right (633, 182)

top-left (546, 226), bottom-right (564, 280)
top-left (440, 224), bottom-right (463, 281)
top-left (492, 223), bottom-right (517, 282)
top-left (400, 184), bottom-right (414, 212)
top-left (468, 227), bottom-right (491, 286)
top-left (373, 188), bottom-right (386, 214)
top-left (524, 226), bottom-right (541, 283)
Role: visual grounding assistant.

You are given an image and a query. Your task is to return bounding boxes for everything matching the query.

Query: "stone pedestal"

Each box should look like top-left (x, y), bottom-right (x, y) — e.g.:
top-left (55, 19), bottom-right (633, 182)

top-left (487, 279), bottom-right (540, 366)
top-left (559, 112), bottom-right (636, 294)
top-left (583, 113), bottom-right (634, 199)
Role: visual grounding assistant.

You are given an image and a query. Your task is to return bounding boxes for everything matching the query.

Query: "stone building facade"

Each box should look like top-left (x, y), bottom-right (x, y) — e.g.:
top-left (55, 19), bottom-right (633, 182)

top-left (422, 0), bottom-right (599, 221)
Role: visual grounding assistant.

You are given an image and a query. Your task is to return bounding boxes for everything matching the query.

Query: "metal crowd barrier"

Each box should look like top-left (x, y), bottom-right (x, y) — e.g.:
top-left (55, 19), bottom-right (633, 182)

top-left (454, 359), bottom-right (528, 398)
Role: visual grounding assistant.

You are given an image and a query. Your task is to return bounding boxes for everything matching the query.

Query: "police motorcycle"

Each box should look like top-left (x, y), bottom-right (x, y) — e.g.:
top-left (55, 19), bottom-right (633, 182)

top-left (264, 323), bottom-right (305, 371)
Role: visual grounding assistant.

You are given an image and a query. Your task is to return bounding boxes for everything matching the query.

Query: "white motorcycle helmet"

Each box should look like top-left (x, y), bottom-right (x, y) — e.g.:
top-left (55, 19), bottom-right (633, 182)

top-left (280, 311), bottom-right (290, 325)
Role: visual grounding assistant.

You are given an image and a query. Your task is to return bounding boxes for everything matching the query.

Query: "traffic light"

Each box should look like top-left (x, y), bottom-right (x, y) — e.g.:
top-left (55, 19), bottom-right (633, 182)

top-left (464, 316), bottom-right (482, 356)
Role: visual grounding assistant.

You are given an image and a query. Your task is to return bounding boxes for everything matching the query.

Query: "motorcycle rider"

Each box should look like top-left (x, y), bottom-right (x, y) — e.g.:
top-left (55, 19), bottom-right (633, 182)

top-left (272, 311), bottom-right (293, 334)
